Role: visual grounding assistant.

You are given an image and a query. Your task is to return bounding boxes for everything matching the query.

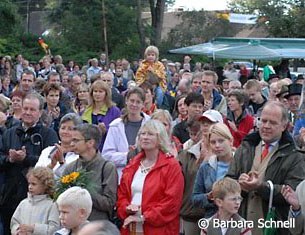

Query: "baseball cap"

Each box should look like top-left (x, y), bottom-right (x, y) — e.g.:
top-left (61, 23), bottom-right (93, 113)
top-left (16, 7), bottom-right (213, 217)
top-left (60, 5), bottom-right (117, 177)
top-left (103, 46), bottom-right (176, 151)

top-left (198, 110), bottom-right (223, 123)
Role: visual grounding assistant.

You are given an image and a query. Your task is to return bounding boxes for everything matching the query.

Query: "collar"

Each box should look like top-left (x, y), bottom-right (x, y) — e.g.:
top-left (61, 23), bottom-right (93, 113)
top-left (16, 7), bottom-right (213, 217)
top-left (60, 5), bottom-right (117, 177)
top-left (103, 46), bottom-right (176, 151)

top-left (142, 103), bottom-right (157, 115)
top-left (27, 193), bottom-right (49, 203)
top-left (187, 141), bottom-right (201, 159)
top-left (207, 154), bottom-right (218, 170)
top-left (22, 121), bottom-right (38, 131)
top-left (262, 140), bottom-right (278, 148)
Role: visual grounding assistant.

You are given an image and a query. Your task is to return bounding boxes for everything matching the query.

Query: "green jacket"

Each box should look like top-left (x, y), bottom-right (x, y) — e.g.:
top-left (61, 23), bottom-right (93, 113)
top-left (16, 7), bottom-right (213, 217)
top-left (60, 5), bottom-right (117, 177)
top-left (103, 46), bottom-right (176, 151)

top-left (227, 130), bottom-right (305, 235)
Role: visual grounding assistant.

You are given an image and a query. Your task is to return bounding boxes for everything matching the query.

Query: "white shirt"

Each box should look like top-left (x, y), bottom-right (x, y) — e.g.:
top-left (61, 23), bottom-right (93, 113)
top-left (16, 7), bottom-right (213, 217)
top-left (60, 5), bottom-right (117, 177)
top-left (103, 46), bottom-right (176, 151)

top-left (36, 146), bottom-right (79, 179)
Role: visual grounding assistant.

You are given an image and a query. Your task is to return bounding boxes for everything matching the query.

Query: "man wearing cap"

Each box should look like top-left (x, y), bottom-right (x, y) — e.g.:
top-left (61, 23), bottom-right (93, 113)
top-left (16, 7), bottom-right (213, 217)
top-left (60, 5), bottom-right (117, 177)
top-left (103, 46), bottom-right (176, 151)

top-left (201, 70), bottom-right (227, 116)
top-left (221, 77), bottom-right (233, 97)
top-left (285, 83), bottom-right (302, 127)
top-left (227, 101), bottom-right (305, 235)
top-left (173, 92), bottom-right (204, 144)
top-left (267, 74), bottom-right (279, 84)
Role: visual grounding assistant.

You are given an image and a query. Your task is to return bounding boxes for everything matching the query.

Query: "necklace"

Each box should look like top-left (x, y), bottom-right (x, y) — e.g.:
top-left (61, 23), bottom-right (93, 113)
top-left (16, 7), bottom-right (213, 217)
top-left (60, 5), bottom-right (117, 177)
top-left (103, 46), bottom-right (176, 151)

top-left (140, 160), bottom-right (155, 174)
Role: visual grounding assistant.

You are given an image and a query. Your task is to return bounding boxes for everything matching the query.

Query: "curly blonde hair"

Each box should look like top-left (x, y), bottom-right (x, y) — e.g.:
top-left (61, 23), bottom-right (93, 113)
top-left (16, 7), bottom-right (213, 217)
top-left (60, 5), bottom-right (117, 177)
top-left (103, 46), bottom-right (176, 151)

top-left (27, 167), bottom-right (55, 197)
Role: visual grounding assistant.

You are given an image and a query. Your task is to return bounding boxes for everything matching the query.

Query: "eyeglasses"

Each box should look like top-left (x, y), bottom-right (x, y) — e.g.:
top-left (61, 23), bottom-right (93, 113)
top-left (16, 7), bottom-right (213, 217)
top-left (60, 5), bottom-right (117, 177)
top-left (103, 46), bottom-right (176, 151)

top-left (71, 138), bottom-right (88, 143)
top-left (226, 196), bottom-right (243, 203)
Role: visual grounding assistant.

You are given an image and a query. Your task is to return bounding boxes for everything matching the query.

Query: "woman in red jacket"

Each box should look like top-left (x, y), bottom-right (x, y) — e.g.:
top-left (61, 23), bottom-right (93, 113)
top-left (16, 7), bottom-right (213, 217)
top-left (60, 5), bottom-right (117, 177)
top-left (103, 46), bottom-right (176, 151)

top-left (117, 119), bottom-right (184, 235)
top-left (225, 89), bottom-right (254, 148)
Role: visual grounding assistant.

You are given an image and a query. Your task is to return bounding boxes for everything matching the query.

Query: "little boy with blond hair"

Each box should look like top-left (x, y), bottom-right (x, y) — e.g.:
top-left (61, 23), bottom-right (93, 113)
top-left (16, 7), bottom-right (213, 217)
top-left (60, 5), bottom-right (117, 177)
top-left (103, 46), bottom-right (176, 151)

top-left (55, 186), bottom-right (92, 235)
top-left (201, 177), bottom-right (251, 235)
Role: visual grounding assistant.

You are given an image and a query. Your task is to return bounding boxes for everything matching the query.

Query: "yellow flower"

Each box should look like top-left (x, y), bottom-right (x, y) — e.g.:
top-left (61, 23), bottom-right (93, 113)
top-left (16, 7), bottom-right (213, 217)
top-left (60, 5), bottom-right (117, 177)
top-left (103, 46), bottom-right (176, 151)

top-left (69, 172), bottom-right (80, 181)
top-left (60, 172), bottom-right (80, 184)
top-left (61, 175), bottom-right (71, 184)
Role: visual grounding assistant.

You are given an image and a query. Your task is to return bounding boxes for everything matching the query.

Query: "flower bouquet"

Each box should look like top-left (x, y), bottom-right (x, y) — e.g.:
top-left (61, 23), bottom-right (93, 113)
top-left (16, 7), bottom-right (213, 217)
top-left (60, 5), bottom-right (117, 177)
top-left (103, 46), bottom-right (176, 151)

top-left (54, 169), bottom-right (96, 199)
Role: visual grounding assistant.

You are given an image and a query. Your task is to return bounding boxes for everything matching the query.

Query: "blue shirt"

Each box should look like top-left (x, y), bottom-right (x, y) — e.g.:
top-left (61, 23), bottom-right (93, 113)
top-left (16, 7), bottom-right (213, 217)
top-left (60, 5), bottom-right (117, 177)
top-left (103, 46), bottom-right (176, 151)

top-left (216, 161), bottom-right (230, 180)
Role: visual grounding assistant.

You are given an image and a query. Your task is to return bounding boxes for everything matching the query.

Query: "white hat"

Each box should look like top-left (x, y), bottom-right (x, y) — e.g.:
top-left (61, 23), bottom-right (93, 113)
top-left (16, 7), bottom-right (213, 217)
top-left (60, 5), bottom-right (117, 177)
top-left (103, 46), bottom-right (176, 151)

top-left (168, 62), bottom-right (176, 67)
top-left (199, 110), bottom-right (223, 123)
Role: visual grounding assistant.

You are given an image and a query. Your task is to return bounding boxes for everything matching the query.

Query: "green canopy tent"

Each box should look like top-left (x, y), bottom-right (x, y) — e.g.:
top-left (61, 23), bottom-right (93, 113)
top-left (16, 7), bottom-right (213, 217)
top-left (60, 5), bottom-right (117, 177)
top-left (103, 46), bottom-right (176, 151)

top-left (168, 42), bottom-right (227, 56)
top-left (169, 37), bottom-right (305, 59)
top-left (211, 40), bottom-right (280, 60)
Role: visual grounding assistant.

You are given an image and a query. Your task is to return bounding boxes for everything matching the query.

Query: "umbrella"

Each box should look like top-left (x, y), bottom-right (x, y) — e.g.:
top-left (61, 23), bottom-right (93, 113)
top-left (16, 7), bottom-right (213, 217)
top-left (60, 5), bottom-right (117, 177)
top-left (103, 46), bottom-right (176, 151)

top-left (168, 42), bottom-right (228, 56)
top-left (275, 48), bottom-right (305, 59)
top-left (263, 180), bottom-right (277, 235)
top-left (212, 41), bottom-right (281, 60)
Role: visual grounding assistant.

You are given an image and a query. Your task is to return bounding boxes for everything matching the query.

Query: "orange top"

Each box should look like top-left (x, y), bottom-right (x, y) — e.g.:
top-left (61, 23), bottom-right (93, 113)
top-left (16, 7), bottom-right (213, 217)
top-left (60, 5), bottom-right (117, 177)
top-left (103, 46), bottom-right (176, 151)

top-left (135, 60), bottom-right (167, 91)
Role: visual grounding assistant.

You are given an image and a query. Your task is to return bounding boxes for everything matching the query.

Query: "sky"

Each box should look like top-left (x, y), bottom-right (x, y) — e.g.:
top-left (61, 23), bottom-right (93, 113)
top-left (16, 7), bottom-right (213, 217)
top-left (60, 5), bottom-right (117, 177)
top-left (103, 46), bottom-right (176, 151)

top-left (172, 0), bottom-right (230, 11)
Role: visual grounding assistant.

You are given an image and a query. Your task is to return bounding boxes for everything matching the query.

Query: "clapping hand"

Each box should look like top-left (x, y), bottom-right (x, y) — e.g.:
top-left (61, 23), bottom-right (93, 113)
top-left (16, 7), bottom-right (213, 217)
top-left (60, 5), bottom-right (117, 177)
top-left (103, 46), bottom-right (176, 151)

top-left (238, 171), bottom-right (261, 192)
top-left (50, 107), bottom-right (60, 119)
top-left (49, 144), bottom-right (65, 168)
top-left (9, 146), bottom-right (26, 162)
top-left (227, 120), bottom-right (237, 131)
top-left (281, 185), bottom-right (300, 211)
top-left (98, 122), bottom-right (106, 135)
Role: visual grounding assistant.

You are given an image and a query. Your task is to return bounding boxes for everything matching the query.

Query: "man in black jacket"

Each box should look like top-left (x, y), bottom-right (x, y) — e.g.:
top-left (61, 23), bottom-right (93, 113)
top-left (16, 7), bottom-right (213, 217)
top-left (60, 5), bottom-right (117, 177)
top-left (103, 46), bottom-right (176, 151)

top-left (0, 92), bottom-right (58, 234)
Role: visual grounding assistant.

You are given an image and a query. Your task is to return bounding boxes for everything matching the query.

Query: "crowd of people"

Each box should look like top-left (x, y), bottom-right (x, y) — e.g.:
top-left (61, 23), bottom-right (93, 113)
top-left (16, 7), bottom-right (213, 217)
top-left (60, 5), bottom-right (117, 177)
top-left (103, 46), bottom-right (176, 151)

top-left (0, 45), bottom-right (305, 235)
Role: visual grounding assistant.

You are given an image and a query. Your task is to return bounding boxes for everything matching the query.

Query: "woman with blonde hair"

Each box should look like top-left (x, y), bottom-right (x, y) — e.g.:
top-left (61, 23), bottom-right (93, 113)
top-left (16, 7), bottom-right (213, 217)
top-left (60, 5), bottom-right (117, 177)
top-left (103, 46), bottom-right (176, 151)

top-left (192, 123), bottom-right (234, 219)
top-left (151, 109), bottom-right (182, 157)
top-left (82, 80), bottom-right (121, 151)
top-left (117, 120), bottom-right (184, 235)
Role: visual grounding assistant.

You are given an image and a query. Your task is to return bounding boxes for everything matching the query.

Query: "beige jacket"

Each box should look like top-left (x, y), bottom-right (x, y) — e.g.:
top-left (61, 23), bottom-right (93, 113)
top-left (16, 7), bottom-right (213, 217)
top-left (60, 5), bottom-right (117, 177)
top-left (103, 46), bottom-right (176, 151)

top-left (10, 194), bottom-right (60, 235)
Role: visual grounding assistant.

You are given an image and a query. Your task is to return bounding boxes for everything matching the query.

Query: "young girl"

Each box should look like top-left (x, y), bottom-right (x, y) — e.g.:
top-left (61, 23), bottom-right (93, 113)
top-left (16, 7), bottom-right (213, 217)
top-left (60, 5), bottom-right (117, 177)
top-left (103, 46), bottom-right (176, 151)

top-left (135, 45), bottom-right (167, 107)
top-left (10, 167), bottom-right (60, 235)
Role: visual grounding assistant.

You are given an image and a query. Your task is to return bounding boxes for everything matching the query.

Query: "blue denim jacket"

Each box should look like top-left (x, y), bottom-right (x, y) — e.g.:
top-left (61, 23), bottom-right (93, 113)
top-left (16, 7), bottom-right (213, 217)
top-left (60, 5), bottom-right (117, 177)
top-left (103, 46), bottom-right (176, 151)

top-left (191, 155), bottom-right (230, 218)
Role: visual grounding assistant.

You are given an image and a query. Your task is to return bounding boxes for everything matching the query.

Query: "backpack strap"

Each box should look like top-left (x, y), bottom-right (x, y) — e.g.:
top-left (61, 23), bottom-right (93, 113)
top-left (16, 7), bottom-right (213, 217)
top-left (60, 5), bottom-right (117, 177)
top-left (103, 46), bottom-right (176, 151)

top-left (101, 160), bottom-right (108, 185)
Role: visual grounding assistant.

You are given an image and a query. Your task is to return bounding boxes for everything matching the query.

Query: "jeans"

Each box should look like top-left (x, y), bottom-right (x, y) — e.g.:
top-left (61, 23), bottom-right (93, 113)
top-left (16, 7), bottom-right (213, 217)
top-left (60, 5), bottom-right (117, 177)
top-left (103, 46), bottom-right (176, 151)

top-left (154, 86), bottom-right (164, 108)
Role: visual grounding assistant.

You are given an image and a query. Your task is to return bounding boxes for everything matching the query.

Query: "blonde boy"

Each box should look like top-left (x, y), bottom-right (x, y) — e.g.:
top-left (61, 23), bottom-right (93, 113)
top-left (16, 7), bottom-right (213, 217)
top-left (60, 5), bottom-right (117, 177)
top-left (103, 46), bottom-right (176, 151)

top-left (55, 187), bottom-right (92, 235)
top-left (201, 178), bottom-right (251, 235)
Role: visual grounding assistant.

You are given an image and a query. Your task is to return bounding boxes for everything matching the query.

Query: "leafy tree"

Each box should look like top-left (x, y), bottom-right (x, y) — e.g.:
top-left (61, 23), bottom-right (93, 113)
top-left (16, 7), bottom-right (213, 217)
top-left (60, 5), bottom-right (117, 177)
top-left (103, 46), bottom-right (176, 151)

top-left (164, 10), bottom-right (238, 48)
top-left (229, 0), bottom-right (305, 37)
top-left (0, 0), bottom-right (22, 37)
top-left (44, 0), bottom-right (140, 61)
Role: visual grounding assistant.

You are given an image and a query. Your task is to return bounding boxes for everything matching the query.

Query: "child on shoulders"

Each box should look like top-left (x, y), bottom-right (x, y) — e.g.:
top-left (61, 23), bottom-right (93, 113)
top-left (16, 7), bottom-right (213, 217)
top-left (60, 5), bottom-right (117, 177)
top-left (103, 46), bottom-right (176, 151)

top-left (55, 186), bottom-right (92, 235)
top-left (10, 167), bottom-right (60, 235)
top-left (201, 177), bottom-right (251, 235)
top-left (135, 45), bottom-right (167, 107)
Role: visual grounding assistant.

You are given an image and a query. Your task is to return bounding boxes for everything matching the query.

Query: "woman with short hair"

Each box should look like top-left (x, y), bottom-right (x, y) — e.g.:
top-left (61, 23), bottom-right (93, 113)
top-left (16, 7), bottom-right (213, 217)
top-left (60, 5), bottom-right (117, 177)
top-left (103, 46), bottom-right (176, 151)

top-left (117, 120), bottom-right (184, 235)
top-left (102, 87), bottom-right (150, 180)
top-left (36, 113), bottom-right (83, 178)
top-left (225, 89), bottom-right (254, 148)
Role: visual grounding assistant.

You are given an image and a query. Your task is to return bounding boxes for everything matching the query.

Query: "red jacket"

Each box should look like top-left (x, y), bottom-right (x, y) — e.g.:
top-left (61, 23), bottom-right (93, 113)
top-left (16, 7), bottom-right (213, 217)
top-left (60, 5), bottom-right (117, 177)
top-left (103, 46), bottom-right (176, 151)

top-left (225, 113), bottom-right (254, 148)
top-left (117, 150), bottom-right (184, 235)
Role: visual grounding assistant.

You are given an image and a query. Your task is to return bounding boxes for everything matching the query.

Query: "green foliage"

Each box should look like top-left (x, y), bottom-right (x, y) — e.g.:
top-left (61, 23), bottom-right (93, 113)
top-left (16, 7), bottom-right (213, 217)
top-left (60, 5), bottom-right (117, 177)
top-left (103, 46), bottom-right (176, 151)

top-left (0, 34), bottom-right (42, 61)
top-left (164, 11), bottom-right (238, 48)
top-left (1, 0), bottom-right (173, 63)
top-left (229, 0), bottom-right (305, 37)
top-left (43, 0), bottom-right (141, 63)
top-left (0, 0), bottom-right (22, 37)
